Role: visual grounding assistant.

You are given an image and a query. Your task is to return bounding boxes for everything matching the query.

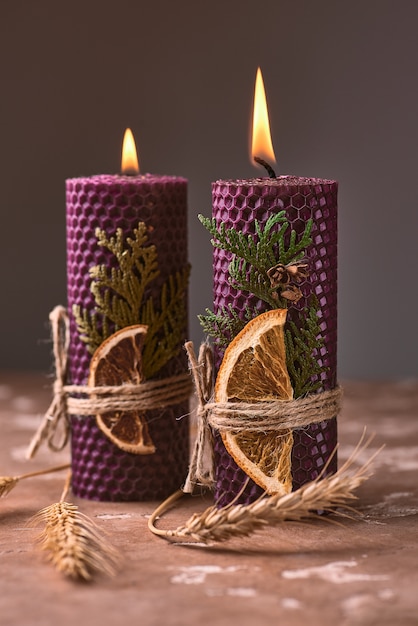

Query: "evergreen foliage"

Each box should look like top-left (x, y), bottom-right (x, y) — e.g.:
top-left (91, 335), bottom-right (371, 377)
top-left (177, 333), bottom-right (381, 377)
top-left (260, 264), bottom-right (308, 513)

top-left (199, 212), bottom-right (312, 309)
top-left (198, 304), bottom-right (257, 349)
top-left (73, 222), bottom-right (189, 379)
top-left (284, 297), bottom-right (328, 397)
top-left (198, 211), bottom-right (328, 396)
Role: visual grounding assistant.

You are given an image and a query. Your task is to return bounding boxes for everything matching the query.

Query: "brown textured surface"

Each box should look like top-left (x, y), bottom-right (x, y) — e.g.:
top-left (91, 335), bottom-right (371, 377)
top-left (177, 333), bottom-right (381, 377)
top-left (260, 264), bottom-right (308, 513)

top-left (1, 371), bottom-right (418, 625)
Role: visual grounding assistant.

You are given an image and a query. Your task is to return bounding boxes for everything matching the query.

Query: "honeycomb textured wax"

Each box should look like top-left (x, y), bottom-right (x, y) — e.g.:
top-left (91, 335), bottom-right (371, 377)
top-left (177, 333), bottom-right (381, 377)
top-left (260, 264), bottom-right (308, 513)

top-left (212, 176), bottom-right (338, 507)
top-left (66, 174), bottom-right (189, 501)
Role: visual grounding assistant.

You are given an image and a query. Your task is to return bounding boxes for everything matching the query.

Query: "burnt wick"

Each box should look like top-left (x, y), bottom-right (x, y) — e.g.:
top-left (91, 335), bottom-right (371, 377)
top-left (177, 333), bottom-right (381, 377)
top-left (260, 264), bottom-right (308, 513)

top-left (254, 156), bottom-right (277, 178)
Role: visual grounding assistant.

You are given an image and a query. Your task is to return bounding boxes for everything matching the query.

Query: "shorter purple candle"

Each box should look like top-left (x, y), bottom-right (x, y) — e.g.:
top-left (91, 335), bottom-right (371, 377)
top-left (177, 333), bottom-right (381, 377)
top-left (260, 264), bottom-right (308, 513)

top-left (66, 130), bottom-right (190, 501)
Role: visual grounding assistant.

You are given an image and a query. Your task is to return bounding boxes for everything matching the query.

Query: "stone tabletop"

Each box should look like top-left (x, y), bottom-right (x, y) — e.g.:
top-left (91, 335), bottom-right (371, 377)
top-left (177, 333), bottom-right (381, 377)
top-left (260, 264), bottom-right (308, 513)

top-left (0, 372), bottom-right (417, 626)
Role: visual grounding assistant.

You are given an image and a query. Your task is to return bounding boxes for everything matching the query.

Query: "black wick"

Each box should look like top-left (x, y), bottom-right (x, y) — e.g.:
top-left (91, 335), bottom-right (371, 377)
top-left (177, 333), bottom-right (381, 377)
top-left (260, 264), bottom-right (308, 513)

top-left (122, 167), bottom-right (139, 177)
top-left (254, 156), bottom-right (277, 178)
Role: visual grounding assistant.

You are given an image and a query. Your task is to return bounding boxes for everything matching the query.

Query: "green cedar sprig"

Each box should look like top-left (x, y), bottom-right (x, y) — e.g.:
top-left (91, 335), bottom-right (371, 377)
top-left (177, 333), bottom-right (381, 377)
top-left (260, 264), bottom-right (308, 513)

top-left (198, 304), bottom-right (257, 349)
top-left (199, 211), bottom-right (313, 263)
top-left (73, 222), bottom-right (189, 379)
top-left (284, 297), bottom-right (328, 398)
top-left (198, 211), bottom-right (328, 396)
top-left (198, 212), bottom-right (312, 309)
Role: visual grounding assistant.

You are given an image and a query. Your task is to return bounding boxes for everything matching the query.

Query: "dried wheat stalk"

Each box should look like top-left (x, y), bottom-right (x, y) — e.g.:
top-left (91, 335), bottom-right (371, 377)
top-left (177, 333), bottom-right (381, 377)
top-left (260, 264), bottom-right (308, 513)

top-left (30, 472), bottom-right (120, 581)
top-left (0, 464), bottom-right (70, 498)
top-left (0, 476), bottom-right (18, 497)
top-left (149, 434), bottom-right (380, 543)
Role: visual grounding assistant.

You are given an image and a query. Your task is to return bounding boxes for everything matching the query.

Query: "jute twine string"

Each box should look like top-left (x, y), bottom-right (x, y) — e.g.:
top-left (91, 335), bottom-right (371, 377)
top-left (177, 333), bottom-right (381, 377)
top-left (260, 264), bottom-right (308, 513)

top-left (207, 389), bottom-right (342, 432)
top-left (183, 342), bottom-right (215, 493)
top-left (26, 306), bottom-right (193, 459)
top-left (182, 341), bottom-right (342, 494)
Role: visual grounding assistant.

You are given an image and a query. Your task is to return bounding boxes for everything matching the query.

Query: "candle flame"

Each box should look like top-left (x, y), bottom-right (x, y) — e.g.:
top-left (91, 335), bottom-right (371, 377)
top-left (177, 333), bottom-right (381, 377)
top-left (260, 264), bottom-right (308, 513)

top-left (251, 67), bottom-right (276, 165)
top-left (121, 128), bottom-right (140, 175)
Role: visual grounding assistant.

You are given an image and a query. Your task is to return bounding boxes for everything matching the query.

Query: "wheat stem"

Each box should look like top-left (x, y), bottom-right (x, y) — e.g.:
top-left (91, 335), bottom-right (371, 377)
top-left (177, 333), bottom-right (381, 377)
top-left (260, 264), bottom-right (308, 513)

top-left (0, 463), bottom-right (71, 498)
top-left (147, 489), bottom-right (184, 536)
top-left (148, 435), bottom-right (380, 544)
top-left (59, 470), bottom-right (72, 502)
top-left (17, 463), bottom-right (71, 481)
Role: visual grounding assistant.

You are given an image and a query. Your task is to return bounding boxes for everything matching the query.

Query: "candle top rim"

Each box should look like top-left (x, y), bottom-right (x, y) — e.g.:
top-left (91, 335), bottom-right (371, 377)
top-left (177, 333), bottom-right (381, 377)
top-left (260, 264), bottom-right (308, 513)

top-left (213, 175), bottom-right (337, 187)
top-left (66, 173), bottom-right (188, 184)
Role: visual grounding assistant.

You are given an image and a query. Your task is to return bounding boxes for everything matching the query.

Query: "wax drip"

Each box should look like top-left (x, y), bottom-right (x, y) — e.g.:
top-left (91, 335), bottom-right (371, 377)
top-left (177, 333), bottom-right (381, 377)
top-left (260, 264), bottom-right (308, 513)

top-left (254, 156), bottom-right (277, 178)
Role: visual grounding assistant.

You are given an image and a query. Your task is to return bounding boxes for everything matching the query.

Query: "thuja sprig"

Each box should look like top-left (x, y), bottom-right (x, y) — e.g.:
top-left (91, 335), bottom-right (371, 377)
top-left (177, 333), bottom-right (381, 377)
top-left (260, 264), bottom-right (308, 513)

top-left (285, 297), bottom-right (328, 398)
top-left (198, 304), bottom-right (257, 348)
top-left (199, 211), bottom-right (312, 270)
top-left (90, 224), bottom-right (160, 334)
top-left (199, 211), bottom-right (312, 266)
top-left (198, 211), bottom-right (328, 393)
top-left (140, 268), bottom-right (191, 379)
top-left (198, 212), bottom-right (313, 338)
top-left (198, 212), bottom-right (312, 309)
top-left (73, 222), bottom-right (189, 379)
top-left (228, 259), bottom-right (283, 308)
top-left (198, 212), bottom-right (291, 268)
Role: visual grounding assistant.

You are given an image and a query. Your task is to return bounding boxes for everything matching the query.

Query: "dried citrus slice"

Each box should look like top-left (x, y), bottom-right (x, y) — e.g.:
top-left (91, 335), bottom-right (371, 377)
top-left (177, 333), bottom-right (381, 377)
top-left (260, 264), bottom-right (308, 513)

top-left (88, 325), bottom-right (156, 454)
top-left (215, 309), bottom-right (293, 495)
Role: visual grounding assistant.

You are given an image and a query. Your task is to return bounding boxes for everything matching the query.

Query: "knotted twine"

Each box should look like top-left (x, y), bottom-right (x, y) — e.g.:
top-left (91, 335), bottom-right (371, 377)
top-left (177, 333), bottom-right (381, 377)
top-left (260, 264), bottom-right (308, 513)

top-left (29, 307), bottom-right (342, 495)
top-left (182, 341), bottom-right (342, 494)
top-left (26, 306), bottom-right (193, 459)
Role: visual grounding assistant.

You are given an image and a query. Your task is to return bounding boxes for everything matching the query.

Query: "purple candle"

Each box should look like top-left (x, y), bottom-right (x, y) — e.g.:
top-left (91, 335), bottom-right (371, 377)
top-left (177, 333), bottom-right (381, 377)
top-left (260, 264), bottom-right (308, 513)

top-left (66, 130), bottom-right (189, 501)
top-left (210, 70), bottom-right (338, 507)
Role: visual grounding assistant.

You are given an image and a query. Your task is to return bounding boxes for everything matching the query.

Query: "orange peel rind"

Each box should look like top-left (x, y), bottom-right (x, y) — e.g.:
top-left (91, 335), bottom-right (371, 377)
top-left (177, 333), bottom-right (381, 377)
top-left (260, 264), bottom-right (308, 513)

top-left (88, 325), bottom-right (156, 455)
top-left (215, 309), bottom-right (294, 495)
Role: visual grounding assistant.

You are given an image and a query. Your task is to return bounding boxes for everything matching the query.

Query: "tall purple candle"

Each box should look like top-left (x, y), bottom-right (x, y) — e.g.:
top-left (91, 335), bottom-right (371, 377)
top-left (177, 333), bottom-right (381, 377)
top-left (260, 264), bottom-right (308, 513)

top-left (212, 176), bottom-right (338, 507)
top-left (66, 137), bottom-right (189, 502)
top-left (210, 69), bottom-right (338, 507)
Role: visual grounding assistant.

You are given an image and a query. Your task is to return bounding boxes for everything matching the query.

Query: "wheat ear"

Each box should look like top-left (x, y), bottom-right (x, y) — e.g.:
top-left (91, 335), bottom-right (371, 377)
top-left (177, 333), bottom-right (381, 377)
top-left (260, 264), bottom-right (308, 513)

top-left (30, 471), bottom-right (120, 581)
top-left (148, 432), bottom-right (381, 543)
top-left (0, 463), bottom-right (70, 498)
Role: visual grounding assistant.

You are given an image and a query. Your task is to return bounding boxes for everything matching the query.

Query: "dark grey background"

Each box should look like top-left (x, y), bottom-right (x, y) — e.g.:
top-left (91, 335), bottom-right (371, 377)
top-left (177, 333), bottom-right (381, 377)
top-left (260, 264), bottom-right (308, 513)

top-left (1, 1), bottom-right (417, 379)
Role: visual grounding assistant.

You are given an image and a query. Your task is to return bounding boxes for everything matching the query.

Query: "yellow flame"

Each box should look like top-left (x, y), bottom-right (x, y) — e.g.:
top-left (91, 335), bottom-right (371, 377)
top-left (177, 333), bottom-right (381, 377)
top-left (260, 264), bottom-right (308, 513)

top-left (121, 128), bottom-right (140, 175)
top-left (251, 67), bottom-right (276, 164)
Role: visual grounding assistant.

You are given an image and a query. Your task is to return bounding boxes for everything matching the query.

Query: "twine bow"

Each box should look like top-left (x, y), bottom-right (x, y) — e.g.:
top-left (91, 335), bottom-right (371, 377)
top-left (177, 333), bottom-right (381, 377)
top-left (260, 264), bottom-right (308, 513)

top-left (182, 342), bottom-right (215, 493)
top-left (182, 341), bottom-right (342, 494)
top-left (27, 306), bottom-right (193, 459)
top-left (27, 306), bottom-right (71, 459)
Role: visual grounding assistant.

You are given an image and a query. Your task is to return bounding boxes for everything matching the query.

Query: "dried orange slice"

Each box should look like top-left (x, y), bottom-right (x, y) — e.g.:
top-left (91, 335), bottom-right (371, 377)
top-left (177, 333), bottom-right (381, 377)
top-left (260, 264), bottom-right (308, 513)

top-left (88, 325), bottom-right (156, 454)
top-left (215, 309), bottom-right (293, 495)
